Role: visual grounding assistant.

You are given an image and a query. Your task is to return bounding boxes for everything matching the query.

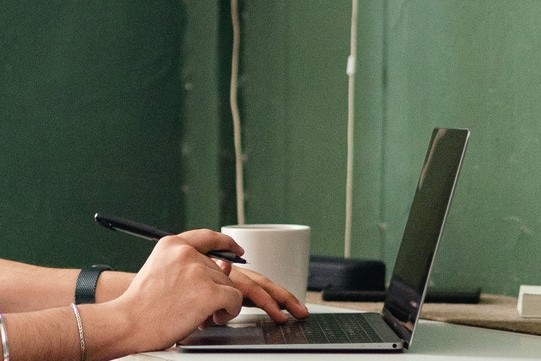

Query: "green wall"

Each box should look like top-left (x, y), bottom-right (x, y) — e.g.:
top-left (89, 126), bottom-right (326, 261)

top-left (2, 1), bottom-right (540, 296)
top-left (1, 1), bottom-right (186, 270)
top-left (234, 0), bottom-right (541, 296)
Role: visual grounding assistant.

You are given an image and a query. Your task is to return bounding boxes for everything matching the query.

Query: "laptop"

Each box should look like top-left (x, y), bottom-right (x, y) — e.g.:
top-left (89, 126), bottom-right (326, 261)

top-left (179, 127), bottom-right (470, 352)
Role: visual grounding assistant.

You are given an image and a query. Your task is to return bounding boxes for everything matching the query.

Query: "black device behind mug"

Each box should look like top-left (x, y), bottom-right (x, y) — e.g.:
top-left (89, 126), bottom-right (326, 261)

top-left (308, 255), bottom-right (386, 292)
top-left (322, 288), bottom-right (481, 304)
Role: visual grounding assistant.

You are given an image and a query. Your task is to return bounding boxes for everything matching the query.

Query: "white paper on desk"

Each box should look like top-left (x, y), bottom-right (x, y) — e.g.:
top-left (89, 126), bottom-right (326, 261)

top-left (517, 285), bottom-right (541, 318)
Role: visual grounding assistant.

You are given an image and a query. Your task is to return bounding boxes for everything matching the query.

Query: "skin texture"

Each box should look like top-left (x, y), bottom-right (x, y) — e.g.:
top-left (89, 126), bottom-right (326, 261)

top-left (0, 229), bottom-right (309, 361)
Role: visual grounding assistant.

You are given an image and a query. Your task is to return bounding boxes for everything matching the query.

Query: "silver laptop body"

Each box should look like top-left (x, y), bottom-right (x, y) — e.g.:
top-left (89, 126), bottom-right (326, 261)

top-left (179, 128), bottom-right (470, 352)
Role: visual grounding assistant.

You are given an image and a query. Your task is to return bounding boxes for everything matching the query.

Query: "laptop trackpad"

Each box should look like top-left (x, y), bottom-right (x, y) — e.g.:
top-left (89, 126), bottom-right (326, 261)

top-left (180, 314), bottom-right (265, 346)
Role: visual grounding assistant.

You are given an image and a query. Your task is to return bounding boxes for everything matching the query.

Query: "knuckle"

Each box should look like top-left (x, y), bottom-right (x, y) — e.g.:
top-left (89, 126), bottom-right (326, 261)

top-left (176, 244), bottom-right (198, 259)
top-left (159, 235), bottom-right (180, 247)
top-left (158, 238), bottom-right (198, 259)
top-left (196, 228), bottom-right (217, 238)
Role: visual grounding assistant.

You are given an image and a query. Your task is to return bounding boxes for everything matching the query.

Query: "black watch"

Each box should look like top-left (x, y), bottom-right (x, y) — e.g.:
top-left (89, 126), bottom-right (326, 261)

top-left (75, 264), bottom-right (113, 304)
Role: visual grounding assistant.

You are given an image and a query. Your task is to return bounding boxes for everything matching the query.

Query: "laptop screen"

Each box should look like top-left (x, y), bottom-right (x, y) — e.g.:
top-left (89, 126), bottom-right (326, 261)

top-left (382, 128), bottom-right (470, 346)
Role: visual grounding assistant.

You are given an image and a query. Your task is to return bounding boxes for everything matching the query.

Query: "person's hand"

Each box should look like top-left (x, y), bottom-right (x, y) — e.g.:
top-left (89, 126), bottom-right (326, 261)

top-left (113, 230), bottom-right (244, 352)
top-left (226, 265), bottom-right (310, 323)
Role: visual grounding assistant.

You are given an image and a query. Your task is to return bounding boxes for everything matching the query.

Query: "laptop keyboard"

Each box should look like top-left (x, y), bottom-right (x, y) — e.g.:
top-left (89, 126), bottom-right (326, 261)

top-left (260, 313), bottom-right (384, 344)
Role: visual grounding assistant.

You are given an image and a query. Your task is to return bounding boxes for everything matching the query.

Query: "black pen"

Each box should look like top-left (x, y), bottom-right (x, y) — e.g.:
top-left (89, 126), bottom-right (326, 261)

top-left (94, 213), bottom-right (247, 264)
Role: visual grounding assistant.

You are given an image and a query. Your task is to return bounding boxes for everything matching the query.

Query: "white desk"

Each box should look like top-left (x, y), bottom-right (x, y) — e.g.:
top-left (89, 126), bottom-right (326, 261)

top-left (116, 304), bottom-right (541, 361)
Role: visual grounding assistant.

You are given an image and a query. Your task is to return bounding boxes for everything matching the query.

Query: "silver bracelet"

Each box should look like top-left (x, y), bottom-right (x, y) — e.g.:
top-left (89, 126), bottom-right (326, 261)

top-left (0, 313), bottom-right (10, 361)
top-left (70, 303), bottom-right (86, 361)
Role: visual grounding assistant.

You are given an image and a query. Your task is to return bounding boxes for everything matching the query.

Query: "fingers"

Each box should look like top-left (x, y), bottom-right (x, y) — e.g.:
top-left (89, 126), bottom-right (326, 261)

top-left (215, 260), bottom-right (232, 276)
top-left (230, 267), bottom-right (309, 323)
top-left (238, 273), bottom-right (288, 323)
top-left (155, 236), bottom-right (224, 273)
top-left (163, 229), bottom-right (245, 259)
top-left (212, 287), bottom-right (243, 325)
top-left (199, 285), bottom-right (243, 327)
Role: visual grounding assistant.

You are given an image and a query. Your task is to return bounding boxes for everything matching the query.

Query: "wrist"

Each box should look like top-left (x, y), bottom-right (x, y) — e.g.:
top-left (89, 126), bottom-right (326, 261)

top-left (77, 301), bottom-right (139, 360)
top-left (94, 271), bottom-right (135, 303)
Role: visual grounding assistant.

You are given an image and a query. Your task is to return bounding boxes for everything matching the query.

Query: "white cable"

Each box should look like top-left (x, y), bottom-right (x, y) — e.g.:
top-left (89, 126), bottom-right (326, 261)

top-left (230, 0), bottom-right (245, 224)
top-left (344, 0), bottom-right (359, 258)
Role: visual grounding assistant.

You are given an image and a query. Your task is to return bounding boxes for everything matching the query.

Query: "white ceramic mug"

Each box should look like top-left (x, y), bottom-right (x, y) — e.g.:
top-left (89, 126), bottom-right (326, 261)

top-left (221, 224), bottom-right (311, 303)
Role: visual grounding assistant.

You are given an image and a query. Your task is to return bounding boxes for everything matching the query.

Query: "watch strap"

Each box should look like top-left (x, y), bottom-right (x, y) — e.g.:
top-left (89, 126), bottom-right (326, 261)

top-left (75, 264), bottom-right (112, 304)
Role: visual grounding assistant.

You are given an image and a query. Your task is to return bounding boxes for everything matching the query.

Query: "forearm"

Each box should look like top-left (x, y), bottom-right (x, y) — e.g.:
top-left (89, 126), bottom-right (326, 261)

top-left (2, 302), bottom-right (138, 361)
top-left (0, 259), bottom-right (134, 312)
top-left (0, 259), bottom-right (78, 312)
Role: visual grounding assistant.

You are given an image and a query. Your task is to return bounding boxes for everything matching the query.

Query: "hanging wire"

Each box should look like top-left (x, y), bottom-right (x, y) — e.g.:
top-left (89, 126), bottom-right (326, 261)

top-left (344, 0), bottom-right (359, 258)
top-left (230, 0), bottom-right (245, 224)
